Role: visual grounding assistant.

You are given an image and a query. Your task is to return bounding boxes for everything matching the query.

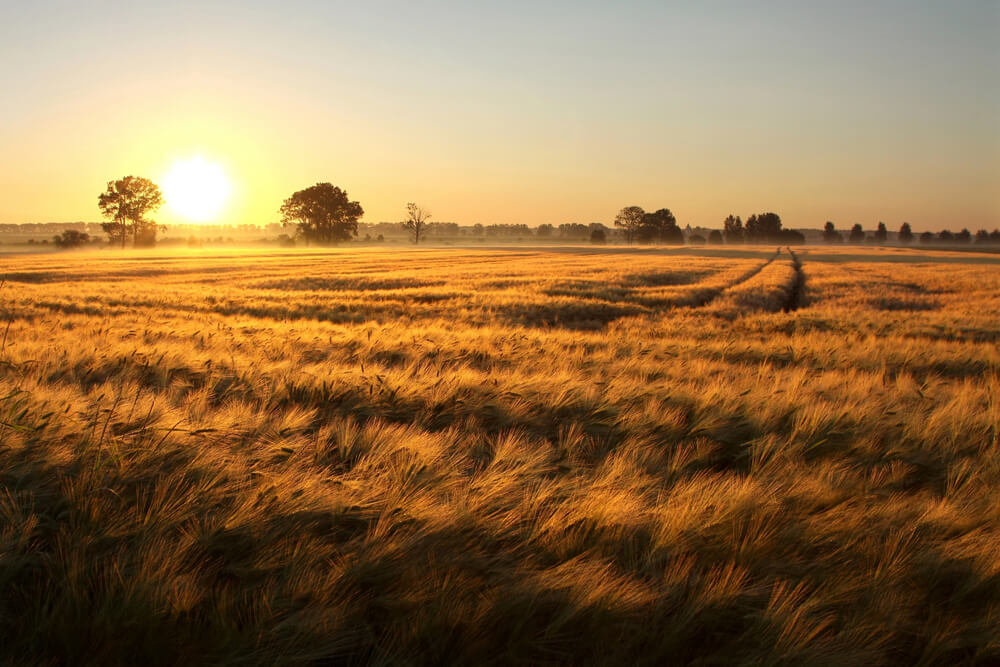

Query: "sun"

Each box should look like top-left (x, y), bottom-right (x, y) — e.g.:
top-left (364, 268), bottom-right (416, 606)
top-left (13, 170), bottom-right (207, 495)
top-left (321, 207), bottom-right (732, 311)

top-left (163, 156), bottom-right (231, 222)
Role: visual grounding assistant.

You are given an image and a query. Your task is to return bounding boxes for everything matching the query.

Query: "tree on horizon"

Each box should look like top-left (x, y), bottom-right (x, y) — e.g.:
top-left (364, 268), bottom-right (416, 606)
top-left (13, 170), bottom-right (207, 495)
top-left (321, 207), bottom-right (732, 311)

top-left (899, 222), bottom-right (914, 244)
top-left (823, 221), bottom-right (842, 243)
top-left (280, 183), bottom-right (363, 245)
top-left (614, 206), bottom-right (645, 245)
top-left (875, 222), bottom-right (888, 244)
top-left (638, 208), bottom-right (683, 244)
top-left (849, 223), bottom-right (865, 244)
top-left (404, 203), bottom-right (431, 245)
top-left (723, 215), bottom-right (744, 244)
top-left (97, 176), bottom-right (164, 248)
top-left (745, 212), bottom-right (783, 243)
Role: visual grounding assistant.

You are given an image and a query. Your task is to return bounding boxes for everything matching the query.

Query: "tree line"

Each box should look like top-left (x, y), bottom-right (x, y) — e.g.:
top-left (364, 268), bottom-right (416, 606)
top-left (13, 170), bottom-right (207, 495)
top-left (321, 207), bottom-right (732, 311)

top-left (822, 221), bottom-right (1000, 245)
top-left (613, 207), bottom-right (805, 245)
top-left (36, 175), bottom-right (1000, 249)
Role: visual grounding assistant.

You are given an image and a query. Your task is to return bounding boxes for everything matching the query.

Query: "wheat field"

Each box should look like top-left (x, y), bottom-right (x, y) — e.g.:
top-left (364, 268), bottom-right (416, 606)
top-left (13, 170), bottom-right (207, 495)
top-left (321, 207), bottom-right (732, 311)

top-left (1, 245), bottom-right (999, 665)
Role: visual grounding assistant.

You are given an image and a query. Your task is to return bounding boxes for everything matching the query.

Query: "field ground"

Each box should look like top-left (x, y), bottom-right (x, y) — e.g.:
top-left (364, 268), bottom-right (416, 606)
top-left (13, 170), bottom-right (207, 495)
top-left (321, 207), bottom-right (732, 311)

top-left (1, 245), bottom-right (999, 664)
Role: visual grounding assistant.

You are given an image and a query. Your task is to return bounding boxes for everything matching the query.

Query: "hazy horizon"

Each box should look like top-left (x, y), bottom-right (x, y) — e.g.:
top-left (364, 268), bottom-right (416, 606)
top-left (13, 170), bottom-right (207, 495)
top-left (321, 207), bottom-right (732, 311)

top-left (2, 1), bottom-right (997, 231)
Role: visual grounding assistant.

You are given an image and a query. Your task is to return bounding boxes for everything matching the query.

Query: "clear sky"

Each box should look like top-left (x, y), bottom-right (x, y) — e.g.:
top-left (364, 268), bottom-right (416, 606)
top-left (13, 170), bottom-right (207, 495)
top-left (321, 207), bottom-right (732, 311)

top-left (1, 1), bottom-right (997, 231)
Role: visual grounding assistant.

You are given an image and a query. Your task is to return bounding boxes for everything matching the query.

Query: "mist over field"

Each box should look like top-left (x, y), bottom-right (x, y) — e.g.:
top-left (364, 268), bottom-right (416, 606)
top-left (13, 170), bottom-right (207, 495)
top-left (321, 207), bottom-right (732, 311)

top-left (1, 246), bottom-right (999, 663)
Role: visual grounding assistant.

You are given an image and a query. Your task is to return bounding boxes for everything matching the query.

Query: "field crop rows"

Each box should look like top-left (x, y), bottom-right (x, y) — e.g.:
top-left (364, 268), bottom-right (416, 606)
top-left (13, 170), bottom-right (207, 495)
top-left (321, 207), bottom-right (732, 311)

top-left (1, 246), bottom-right (998, 664)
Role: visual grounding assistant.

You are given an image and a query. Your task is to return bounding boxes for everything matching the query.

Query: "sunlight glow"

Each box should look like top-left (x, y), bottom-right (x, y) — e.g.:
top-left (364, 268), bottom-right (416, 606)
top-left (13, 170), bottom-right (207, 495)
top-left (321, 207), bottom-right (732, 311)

top-left (163, 156), bottom-right (231, 222)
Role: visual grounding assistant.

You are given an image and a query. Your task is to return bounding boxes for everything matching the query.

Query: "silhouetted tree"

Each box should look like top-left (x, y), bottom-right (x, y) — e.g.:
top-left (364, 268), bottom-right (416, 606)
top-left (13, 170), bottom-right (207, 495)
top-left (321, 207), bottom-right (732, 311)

top-left (920, 231), bottom-right (935, 244)
top-left (537, 224), bottom-right (554, 238)
top-left (638, 208), bottom-right (683, 244)
top-left (848, 223), bottom-right (865, 244)
top-left (688, 234), bottom-right (706, 245)
top-left (991, 230), bottom-right (1000, 243)
top-left (708, 230), bottom-right (723, 244)
top-left (875, 222), bottom-right (888, 243)
top-left (723, 215), bottom-right (744, 244)
top-left (823, 221), bottom-right (842, 244)
top-left (938, 229), bottom-right (954, 243)
top-left (403, 202), bottom-right (431, 244)
top-left (98, 176), bottom-right (164, 248)
top-left (53, 230), bottom-right (90, 248)
top-left (280, 183), bottom-right (363, 245)
top-left (745, 212), bottom-right (783, 243)
top-left (589, 228), bottom-right (606, 244)
top-left (955, 228), bottom-right (972, 243)
top-left (614, 206), bottom-right (645, 244)
top-left (899, 222), bottom-right (913, 244)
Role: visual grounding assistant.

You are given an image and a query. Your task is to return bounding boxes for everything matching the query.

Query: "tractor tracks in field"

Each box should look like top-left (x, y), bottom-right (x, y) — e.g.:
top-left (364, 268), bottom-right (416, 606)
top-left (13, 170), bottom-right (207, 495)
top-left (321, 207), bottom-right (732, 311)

top-left (783, 247), bottom-right (805, 313)
top-left (685, 249), bottom-right (781, 309)
top-left (683, 247), bottom-right (806, 314)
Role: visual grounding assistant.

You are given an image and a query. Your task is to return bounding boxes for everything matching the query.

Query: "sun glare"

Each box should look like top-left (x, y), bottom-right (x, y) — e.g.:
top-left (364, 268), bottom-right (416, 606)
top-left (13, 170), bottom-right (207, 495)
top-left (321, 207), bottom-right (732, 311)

top-left (163, 156), bottom-right (231, 222)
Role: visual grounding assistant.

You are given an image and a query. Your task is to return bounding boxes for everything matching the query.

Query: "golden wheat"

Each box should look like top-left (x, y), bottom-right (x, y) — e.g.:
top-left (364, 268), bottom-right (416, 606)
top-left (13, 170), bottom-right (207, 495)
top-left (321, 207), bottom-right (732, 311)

top-left (1, 245), bottom-right (998, 664)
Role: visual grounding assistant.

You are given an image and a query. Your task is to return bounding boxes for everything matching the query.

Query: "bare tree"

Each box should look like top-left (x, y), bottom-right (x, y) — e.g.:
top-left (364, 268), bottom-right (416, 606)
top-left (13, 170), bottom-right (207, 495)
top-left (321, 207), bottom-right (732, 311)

top-left (404, 202), bottom-right (432, 244)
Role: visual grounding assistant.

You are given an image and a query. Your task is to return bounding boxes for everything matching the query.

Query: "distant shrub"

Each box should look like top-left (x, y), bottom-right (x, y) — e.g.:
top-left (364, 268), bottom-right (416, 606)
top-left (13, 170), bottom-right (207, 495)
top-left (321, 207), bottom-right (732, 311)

top-left (708, 230), bottom-right (723, 244)
top-left (688, 234), bottom-right (706, 245)
top-left (589, 228), bottom-right (606, 244)
top-left (52, 230), bottom-right (90, 248)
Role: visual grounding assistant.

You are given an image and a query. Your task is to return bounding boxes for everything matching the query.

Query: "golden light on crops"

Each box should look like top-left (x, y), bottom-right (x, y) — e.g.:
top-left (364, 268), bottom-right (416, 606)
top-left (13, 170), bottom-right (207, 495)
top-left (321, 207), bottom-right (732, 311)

top-left (162, 156), bottom-right (231, 222)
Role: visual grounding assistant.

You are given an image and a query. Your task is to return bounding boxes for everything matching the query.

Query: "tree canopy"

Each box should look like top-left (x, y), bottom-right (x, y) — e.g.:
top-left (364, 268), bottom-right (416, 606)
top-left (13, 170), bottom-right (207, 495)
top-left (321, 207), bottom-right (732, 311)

top-left (744, 212), bottom-right (783, 243)
top-left (638, 208), bottom-right (683, 244)
top-left (280, 183), bottom-right (363, 245)
top-left (97, 176), bottom-right (164, 248)
top-left (723, 215), bottom-right (744, 244)
top-left (823, 221), bottom-right (842, 243)
top-left (874, 222), bottom-right (888, 243)
top-left (849, 224), bottom-right (865, 244)
top-left (899, 222), bottom-right (914, 243)
top-left (613, 206), bottom-right (645, 244)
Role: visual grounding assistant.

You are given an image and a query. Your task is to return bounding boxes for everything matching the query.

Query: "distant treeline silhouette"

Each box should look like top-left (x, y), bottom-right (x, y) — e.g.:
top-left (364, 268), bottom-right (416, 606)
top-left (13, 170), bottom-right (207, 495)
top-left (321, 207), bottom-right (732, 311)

top-left (613, 207), bottom-right (805, 245)
top-left (11, 174), bottom-right (996, 249)
top-left (720, 213), bottom-right (806, 245)
top-left (821, 221), bottom-right (1000, 245)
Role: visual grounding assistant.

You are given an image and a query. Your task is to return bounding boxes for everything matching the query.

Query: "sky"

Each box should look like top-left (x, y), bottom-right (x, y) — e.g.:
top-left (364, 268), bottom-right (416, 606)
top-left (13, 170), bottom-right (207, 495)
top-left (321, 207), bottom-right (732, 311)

top-left (1, 0), bottom-right (997, 231)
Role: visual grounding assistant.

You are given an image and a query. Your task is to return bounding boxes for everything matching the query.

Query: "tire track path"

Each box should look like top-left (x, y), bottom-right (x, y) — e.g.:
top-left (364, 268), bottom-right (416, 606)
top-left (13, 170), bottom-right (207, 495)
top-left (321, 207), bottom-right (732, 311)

top-left (683, 248), bottom-right (782, 309)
